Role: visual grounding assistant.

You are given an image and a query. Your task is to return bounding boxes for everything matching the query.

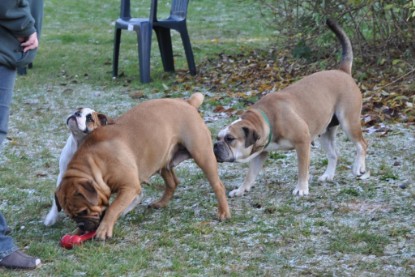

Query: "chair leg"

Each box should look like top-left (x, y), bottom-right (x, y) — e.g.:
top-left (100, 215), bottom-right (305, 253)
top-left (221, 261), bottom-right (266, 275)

top-left (180, 27), bottom-right (196, 75)
top-left (154, 26), bottom-right (175, 72)
top-left (137, 23), bottom-right (152, 83)
top-left (113, 28), bottom-right (122, 78)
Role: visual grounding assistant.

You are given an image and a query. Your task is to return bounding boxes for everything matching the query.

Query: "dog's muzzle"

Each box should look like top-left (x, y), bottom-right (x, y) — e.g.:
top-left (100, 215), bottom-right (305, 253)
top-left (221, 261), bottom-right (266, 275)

top-left (66, 115), bottom-right (77, 125)
top-left (214, 142), bottom-right (235, 163)
top-left (74, 214), bottom-right (102, 232)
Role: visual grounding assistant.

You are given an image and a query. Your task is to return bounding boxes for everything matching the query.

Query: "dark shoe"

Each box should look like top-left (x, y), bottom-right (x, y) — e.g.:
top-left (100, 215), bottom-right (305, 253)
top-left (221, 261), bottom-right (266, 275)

top-left (4, 226), bottom-right (11, 235)
top-left (0, 250), bottom-right (41, 269)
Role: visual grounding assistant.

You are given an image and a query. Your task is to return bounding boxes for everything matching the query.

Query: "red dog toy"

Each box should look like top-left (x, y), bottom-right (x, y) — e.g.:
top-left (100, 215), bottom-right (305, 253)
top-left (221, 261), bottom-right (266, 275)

top-left (60, 231), bottom-right (96, 249)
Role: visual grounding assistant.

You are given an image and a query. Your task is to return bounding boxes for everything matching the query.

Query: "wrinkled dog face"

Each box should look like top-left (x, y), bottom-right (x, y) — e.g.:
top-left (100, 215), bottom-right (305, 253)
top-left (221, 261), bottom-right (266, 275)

top-left (55, 178), bottom-right (108, 232)
top-left (66, 108), bottom-right (109, 140)
top-left (214, 119), bottom-right (261, 163)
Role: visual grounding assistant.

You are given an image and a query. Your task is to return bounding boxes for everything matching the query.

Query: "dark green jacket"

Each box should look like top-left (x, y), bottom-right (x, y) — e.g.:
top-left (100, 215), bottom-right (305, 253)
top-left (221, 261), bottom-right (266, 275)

top-left (0, 0), bottom-right (40, 69)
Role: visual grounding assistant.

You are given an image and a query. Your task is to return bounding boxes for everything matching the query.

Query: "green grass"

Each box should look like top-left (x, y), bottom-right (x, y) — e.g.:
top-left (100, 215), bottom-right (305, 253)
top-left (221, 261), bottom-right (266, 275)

top-left (329, 227), bottom-right (390, 256)
top-left (21, 0), bottom-right (275, 92)
top-left (1, 0), bottom-right (415, 276)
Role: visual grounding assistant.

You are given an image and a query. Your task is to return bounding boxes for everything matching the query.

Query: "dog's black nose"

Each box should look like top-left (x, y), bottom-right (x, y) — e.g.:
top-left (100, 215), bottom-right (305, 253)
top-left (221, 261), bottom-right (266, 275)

top-left (77, 222), bottom-right (86, 231)
top-left (213, 144), bottom-right (220, 155)
top-left (213, 144), bottom-right (223, 162)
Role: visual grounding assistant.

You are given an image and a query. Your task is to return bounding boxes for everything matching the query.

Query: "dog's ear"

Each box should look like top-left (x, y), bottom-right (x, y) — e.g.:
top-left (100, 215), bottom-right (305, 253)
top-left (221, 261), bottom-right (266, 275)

top-left (97, 113), bottom-right (113, 126)
top-left (55, 193), bottom-right (62, 212)
top-left (242, 127), bottom-right (260, 147)
top-left (78, 181), bottom-right (99, 206)
top-left (106, 117), bottom-right (115, 125)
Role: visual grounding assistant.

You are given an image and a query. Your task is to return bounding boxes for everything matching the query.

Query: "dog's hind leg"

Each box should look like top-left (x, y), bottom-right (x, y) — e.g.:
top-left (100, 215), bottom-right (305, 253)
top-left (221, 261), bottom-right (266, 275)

top-left (191, 149), bottom-right (231, 221)
top-left (318, 126), bottom-right (339, 182)
top-left (149, 168), bottom-right (179, 209)
top-left (341, 120), bottom-right (368, 177)
top-left (352, 136), bottom-right (368, 177)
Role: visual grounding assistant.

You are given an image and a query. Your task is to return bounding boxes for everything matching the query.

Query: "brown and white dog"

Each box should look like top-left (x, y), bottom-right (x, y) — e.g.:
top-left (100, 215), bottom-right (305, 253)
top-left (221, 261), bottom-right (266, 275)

top-left (214, 19), bottom-right (368, 197)
top-left (44, 108), bottom-right (110, 226)
top-left (55, 93), bottom-right (230, 240)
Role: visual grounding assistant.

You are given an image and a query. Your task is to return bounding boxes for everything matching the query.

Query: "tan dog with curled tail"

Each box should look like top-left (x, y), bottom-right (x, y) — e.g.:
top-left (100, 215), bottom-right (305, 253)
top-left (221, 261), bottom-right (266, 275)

top-left (214, 19), bottom-right (368, 197)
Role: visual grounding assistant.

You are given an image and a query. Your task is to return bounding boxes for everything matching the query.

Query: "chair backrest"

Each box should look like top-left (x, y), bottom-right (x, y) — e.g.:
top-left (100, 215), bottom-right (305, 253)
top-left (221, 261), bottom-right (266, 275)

top-left (170, 0), bottom-right (189, 20)
top-left (119, 0), bottom-right (157, 22)
top-left (119, 0), bottom-right (131, 19)
top-left (151, 0), bottom-right (189, 21)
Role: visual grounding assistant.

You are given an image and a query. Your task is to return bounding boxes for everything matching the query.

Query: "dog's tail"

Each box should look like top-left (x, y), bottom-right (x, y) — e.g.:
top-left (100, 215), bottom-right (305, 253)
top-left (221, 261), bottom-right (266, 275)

top-left (186, 93), bottom-right (204, 108)
top-left (326, 19), bottom-right (353, 75)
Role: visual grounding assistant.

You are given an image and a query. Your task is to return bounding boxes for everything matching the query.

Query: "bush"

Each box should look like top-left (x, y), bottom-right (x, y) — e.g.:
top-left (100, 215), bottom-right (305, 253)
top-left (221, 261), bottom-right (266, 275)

top-left (259, 0), bottom-right (415, 62)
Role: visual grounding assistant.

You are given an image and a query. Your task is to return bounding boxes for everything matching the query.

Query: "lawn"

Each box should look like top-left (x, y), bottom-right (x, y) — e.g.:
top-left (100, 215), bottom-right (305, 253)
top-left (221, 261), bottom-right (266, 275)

top-left (0, 0), bottom-right (414, 276)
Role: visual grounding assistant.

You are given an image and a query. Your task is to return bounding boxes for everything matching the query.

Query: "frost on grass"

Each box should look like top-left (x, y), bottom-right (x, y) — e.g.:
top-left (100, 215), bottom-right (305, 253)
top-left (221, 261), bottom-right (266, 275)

top-left (1, 84), bottom-right (414, 275)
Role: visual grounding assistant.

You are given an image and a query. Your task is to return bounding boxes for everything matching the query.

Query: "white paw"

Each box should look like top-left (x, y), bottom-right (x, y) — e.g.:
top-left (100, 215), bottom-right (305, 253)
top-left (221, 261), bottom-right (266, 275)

top-left (44, 209), bottom-right (59, 226)
top-left (352, 162), bottom-right (366, 177)
top-left (357, 170), bottom-right (370, 180)
top-left (292, 186), bottom-right (309, 196)
top-left (318, 173), bottom-right (334, 182)
top-left (229, 188), bottom-right (247, 198)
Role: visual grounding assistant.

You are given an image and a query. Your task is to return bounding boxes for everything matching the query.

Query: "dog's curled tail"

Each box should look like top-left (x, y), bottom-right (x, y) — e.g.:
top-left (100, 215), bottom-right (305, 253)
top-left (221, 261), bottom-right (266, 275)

top-left (326, 19), bottom-right (353, 75)
top-left (187, 93), bottom-right (204, 108)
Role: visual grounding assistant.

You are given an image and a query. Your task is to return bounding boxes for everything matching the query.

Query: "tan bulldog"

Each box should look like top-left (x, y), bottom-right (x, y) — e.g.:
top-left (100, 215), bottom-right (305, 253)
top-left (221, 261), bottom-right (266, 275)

top-left (214, 19), bottom-right (368, 197)
top-left (56, 93), bottom-right (231, 240)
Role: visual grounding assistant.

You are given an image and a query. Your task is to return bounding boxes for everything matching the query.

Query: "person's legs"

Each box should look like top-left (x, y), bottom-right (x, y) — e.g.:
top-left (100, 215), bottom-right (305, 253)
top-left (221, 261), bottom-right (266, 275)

top-left (0, 213), bottom-right (40, 269)
top-left (0, 65), bottom-right (16, 146)
top-left (0, 212), bottom-right (18, 260)
top-left (0, 67), bottom-right (41, 269)
top-left (0, 212), bottom-right (41, 269)
top-left (1, 66), bottom-right (20, 254)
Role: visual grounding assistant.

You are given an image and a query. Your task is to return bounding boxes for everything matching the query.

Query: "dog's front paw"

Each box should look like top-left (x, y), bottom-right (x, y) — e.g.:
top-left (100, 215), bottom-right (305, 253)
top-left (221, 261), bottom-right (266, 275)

top-left (318, 173), bottom-right (334, 182)
top-left (217, 208), bottom-right (231, 221)
top-left (44, 216), bottom-right (58, 227)
top-left (44, 212), bottom-right (59, 226)
top-left (44, 204), bottom-right (60, 226)
top-left (352, 162), bottom-right (367, 177)
top-left (229, 188), bottom-right (246, 198)
top-left (95, 223), bottom-right (113, 240)
top-left (292, 186), bottom-right (309, 196)
top-left (357, 170), bottom-right (370, 180)
top-left (148, 200), bottom-right (167, 209)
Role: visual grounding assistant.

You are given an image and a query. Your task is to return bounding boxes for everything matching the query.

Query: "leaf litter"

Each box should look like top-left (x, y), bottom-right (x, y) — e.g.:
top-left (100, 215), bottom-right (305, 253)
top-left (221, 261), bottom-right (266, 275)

top-left (174, 48), bottom-right (415, 128)
top-left (0, 49), bottom-right (414, 275)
